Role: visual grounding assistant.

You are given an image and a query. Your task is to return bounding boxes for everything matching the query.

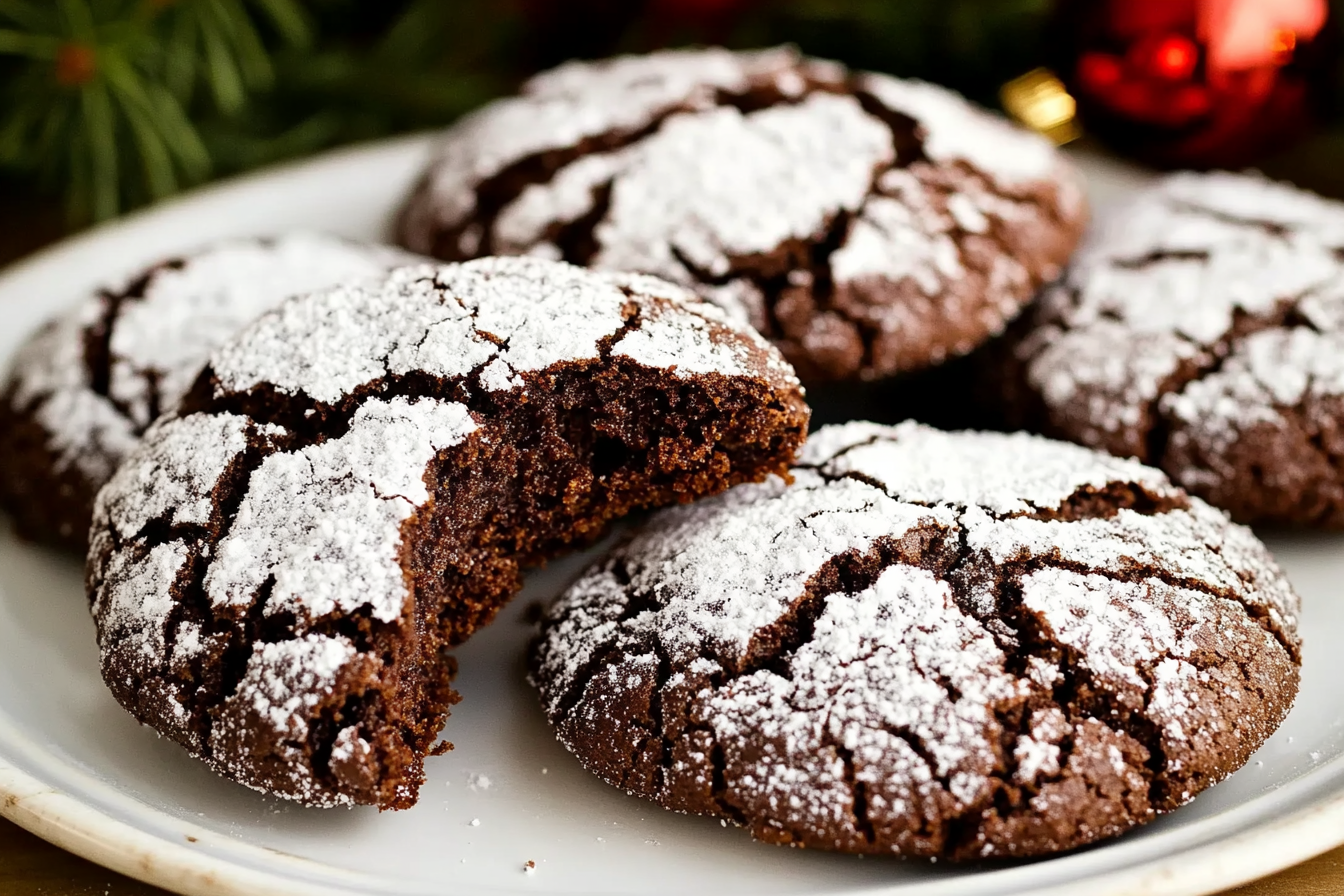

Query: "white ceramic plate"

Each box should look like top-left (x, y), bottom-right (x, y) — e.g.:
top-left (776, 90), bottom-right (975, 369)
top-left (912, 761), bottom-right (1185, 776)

top-left (2, 135), bottom-right (1342, 896)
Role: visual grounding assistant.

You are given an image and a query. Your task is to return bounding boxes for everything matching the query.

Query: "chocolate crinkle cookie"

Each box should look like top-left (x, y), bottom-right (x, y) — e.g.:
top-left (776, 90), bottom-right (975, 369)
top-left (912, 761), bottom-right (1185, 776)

top-left (86, 257), bottom-right (808, 810)
top-left (1000, 171), bottom-right (1344, 528)
top-left (530, 421), bottom-right (1300, 860)
top-left (397, 46), bottom-right (1087, 383)
top-left (0, 233), bottom-right (415, 550)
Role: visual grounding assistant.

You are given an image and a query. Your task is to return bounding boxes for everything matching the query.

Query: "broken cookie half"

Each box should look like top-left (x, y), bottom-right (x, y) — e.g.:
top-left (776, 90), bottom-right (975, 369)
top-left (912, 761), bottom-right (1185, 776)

top-left (86, 257), bottom-right (809, 809)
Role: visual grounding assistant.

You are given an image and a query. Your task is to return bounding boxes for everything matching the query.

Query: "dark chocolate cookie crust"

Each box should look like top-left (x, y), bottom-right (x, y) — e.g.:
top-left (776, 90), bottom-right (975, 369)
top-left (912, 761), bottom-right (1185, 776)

top-left (0, 234), bottom-right (411, 550)
top-left (0, 396), bottom-right (101, 549)
top-left (1000, 171), bottom-right (1344, 528)
top-left (398, 47), bottom-right (1087, 383)
top-left (87, 258), bottom-right (808, 810)
top-left (530, 422), bottom-right (1300, 860)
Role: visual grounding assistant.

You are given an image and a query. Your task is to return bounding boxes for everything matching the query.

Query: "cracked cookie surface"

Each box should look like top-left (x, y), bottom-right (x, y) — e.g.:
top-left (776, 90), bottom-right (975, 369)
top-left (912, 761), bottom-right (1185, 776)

top-left (397, 46), bottom-right (1087, 383)
top-left (87, 257), bottom-right (808, 810)
top-left (529, 421), bottom-right (1299, 859)
top-left (0, 233), bottom-right (415, 550)
top-left (1002, 171), bottom-right (1344, 528)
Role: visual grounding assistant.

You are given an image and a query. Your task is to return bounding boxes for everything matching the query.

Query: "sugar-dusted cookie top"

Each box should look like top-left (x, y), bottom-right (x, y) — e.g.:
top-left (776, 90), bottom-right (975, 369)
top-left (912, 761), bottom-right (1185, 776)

top-left (89, 256), bottom-right (809, 810)
top-left (399, 46), bottom-right (1087, 383)
top-left (531, 421), bottom-right (1299, 859)
top-left (1006, 171), bottom-right (1344, 527)
top-left (0, 233), bottom-right (415, 549)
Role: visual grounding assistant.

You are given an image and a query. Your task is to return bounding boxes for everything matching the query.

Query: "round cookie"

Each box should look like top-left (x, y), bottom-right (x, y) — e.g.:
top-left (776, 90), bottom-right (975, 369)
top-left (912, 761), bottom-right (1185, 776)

top-left (1002, 171), bottom-right (1344, 528)
top-left (0, 233), bottom-right (416, 550)
top-left (530, 421), bottom-right (1300, 860)
top-left (397, 46), bottom-right (1087, 383)
top-left (87, 257), bottom-right (808, 810)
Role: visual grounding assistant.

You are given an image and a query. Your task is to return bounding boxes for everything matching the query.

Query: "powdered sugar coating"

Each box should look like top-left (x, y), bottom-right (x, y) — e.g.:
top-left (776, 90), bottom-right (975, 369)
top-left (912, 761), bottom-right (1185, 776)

top-left (106, 235), bottom-right (416, 427)
top-left (401, 47), bottom-right (801, 233)
top-left (88, 255), bottom-right (806, 808)
top-left (531, 422), bottom-right (1300, 858)
top-left (700, 566), bottom-right (1027, 836)
top-left (1012, 170), bottom-right (1344, 526)
top-left (855, 74), bottom-right (1060, 184)
top-left (213, 259), bottom-right (790, 403)
top-left (1163, 327), bottom-right (1344, 458)
top-left (0, 233), bottom-right (415, 548)
top-left (399, 47), bottom-right (1085, 382)
top-left (209, 634), bottom-right (359, 798)
top-left (799, 420), bottom-right (1174, 517)
top-left (588, 94), bottom-right (891, 278)
top-left (206, 397), bottom-right (477, 624)
top-left (94, 413), bottom-right (254, 537)
top-left (8, 307), bottom-right (137, 485)
top-left (91, 540), bottom-right (191, 683)
top-left (536, 471), bottom-right (945, 685)
top-left (14, 233), bottom-right (408, 468)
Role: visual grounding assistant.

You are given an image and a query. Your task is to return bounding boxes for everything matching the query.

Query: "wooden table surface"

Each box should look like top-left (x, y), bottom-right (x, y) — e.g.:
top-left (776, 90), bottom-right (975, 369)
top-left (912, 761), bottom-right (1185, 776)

top-left (4, 158), bottom-right (1344, 895)
top-left (2, 815), bottom-right (1344, 896)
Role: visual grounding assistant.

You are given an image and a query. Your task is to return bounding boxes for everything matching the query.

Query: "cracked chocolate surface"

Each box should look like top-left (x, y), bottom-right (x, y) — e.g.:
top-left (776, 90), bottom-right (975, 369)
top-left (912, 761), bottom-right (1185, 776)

top-left (397, 46), bottom-right (1087, 383)
top-left (529, 421), bottom-right (1299, 859)
top-left (0, 234), bottom-right (416, 550)
top-left (86, 257), bottom-right (809, 810)
top-left (1002, 171), bottom-right (1344, 528)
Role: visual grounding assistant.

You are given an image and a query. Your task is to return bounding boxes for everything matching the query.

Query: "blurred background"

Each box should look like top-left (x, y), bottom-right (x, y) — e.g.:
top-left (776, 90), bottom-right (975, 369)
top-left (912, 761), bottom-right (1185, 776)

top-left (2, 0), bottom-right (1343, 264)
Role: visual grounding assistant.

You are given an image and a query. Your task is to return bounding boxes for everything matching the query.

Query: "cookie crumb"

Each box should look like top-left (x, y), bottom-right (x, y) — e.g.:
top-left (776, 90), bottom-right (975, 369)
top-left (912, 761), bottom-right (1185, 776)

top-left (524, 860), bottom-right (536, 874)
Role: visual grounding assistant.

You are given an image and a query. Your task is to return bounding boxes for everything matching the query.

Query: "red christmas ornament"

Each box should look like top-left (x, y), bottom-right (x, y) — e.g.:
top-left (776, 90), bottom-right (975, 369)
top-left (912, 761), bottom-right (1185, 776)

top-left (1052, 0), bottom-right (1339, 168)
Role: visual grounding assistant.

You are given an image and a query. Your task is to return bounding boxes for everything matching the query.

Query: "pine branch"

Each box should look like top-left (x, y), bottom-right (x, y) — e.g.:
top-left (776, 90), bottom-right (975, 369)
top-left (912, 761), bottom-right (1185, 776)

top-left (2, 0), bottom-right (1336, 226)
top-left (0, 0), bottom-right (300, 220)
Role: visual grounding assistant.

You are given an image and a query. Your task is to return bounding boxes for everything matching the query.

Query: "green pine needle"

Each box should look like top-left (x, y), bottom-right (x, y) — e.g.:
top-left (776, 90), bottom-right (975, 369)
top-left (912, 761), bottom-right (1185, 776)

top-left (0, 0), bottom-right (293, 219)
top-left (56, 0), bottom-right (97, 41)
top-left (79, 79), bottom-right (120, 220)
top-left (0, 28), bottom-right (60, 56)
top-left (143, 80), bottom-right (211, 177)
top-left (162, 8), bottom-right (197, 101)
top-left (200, 10), bottom-right (246, 112)
top-left (0, 1), bottom-right (57, 33)
top-left (249, 0), bottom-right (309, 48)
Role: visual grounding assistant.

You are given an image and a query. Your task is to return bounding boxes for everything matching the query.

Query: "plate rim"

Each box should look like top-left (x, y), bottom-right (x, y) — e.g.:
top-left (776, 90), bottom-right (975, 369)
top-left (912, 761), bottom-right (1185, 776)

top-left (1, 133), bottom-right (1340, 896)
top-left (8, 692), bottom-right (1344, 896)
